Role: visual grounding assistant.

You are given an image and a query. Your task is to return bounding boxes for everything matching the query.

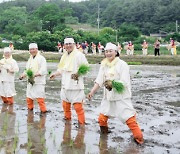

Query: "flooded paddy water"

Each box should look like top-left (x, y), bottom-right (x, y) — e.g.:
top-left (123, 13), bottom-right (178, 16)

top-left (0, 62), bottom-right (180, 154)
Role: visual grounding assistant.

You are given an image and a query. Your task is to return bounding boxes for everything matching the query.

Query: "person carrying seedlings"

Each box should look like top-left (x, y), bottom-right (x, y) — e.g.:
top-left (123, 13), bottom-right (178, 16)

top-left (50, 37), bottom-right (89, 126)
top-left (87, 42), bottom-right (144, 144)
top-left (19, 43), bottom-right (47, 113)
top-left (0, 47), bottom-right (19, 105)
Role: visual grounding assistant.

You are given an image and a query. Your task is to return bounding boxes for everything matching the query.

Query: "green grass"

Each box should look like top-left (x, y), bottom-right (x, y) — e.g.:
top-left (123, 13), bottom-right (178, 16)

top-left (67, 23), bottom-right (99, 32)
top-left (0, 49), bottom-right (179, 65)
top-left (127, 62), bottom-right (142, 65)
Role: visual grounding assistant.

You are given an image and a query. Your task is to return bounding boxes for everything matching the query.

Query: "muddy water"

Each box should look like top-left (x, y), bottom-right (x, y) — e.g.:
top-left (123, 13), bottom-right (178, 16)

top-left (0, 63), bottom-right (180, 154)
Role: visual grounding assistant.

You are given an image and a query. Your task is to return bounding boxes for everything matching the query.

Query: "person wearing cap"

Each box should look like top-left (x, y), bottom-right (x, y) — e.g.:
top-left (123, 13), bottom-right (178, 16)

top-left (87, 42), bottom-right (144, 144)
top-left (19, 43), bottom-right (47, 113)
top-left (117, 42), bottom-right (122, 55)
top-left (142, 40), bottom-right (148, 55)
top-left (9, 42), bottom-right (14, 51)
top-left (127, 41), bottom-right (134, 55)
top-left (170, 39), bottom-right (177, 55)
top-left (50, 37), bottom-right (88, 126)
top-left (0, 47), bottom-right (19, 105)
top-left (91, 42), bottom-right (96, 55)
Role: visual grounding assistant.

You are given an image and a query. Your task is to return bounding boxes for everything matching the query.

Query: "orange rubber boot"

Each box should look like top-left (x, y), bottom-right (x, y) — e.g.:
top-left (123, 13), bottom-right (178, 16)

top-left (98, 114), bottom-right (109, 133)
top-left (62, 101), bottom-right (71, 120)
top-left (98, 114), bottom-right (108, 127)
top-left (7, 97), bottom-right (14, 105)
top-left (126, 116), bottom-right (144, 144)
top-left (1, 96), bottom-right (8, 104)
top-left (26, 97), bottom-right (34, 110)
top-left (73, 103), bottom-right (85, 125)
top-left (37, 98), bottom-right (47, 113)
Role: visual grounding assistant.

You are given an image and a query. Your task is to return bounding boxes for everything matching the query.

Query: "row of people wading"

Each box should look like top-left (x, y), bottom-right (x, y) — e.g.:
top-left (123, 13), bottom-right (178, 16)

top-left (0, 37), bottom-right (144, 145)
top-left (57, 39), bottom-right (177, 56)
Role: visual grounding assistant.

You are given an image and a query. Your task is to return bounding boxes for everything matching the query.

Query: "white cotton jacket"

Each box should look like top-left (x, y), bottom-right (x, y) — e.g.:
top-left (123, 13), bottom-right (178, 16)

top-left (95, 58), bottom-right (132, 101)
top-left (0, 58), bottom-right (19, 82)
top-left (26, 53), bottom-right (47, 84)
top-left (58, 50), bottom-right (89, 90)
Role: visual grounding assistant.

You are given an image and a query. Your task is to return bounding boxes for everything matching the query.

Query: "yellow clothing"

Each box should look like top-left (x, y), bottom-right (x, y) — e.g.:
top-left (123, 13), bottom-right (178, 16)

top-left (26, 52), bottom-right (40, 74)
top-left (58, 49), bottom-right (79, 72)
top-left (0, 55), bottom-right (13, 65)
top-left (26, 52), bottom-right (47, 99)
top-left (101, 57), bottom-right (119, 76)
top-left (95, 58), bottom-right (136, 123)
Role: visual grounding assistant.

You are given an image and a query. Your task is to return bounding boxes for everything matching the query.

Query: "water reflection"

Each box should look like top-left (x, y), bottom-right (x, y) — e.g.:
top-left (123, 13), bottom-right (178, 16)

top-left (27, 110), bottom-right (47, 154)
top-left (61, 121), bottom-right (86, 154)
top-left (99, 134), bottom-right (108, 154)
top-left (0, 104), bottom-right (17, 153)
top-left (99, 133), bottom-right (141, 154)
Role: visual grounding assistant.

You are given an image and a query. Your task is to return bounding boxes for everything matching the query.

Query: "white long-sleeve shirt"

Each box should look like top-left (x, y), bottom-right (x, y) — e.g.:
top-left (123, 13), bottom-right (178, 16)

top-left (58, 51), bottom-right (88, 90)
top-left (95, 58), bottom-right (136, 122)
top-left (26, 53), bottom-right (47, 84)
top-left (95, 58), bottom-right (132, 101)
top-left (0, 59), bottom-right (19, 82)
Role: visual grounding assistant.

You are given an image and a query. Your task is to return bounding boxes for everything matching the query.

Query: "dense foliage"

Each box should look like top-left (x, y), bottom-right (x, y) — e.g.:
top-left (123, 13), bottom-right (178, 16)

top-left (0, 0), bottom-right (179, 51)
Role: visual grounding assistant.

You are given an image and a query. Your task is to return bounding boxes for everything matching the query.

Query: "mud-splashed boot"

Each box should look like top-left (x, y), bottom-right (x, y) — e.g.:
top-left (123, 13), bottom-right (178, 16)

top-left (126, 116), bottom-right (144, 144)
top-left (100, 126), bottom-right (109, 134)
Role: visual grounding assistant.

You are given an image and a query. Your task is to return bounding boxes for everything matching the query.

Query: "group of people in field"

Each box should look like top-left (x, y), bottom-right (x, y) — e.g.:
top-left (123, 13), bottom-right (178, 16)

top-left (57, 38), bottom-right (177, 56)
top-left (1, 37), bottom-right (151, 146)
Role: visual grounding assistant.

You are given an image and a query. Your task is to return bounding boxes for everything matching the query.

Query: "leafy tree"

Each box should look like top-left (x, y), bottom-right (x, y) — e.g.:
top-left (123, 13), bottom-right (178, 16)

top-left (24, 31), bottom-right (59, 51)
top-left (165, 33), bottom-right (180, 42)
top-left (118, 23), bottom-right (141, 42)
top-left (0, 6), bottom-right (27, 35)
top-left (34, 3), bottom-right (65, 33)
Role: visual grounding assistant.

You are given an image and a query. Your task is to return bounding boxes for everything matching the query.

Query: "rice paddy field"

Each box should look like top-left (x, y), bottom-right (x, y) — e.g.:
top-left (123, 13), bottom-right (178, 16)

top-left (0, 61), bottom-right (179, 154)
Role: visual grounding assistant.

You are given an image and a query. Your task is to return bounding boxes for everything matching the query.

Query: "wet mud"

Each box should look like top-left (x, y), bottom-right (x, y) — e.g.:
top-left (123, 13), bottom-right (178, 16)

top-left (0, 63), bottom-right (180, 154)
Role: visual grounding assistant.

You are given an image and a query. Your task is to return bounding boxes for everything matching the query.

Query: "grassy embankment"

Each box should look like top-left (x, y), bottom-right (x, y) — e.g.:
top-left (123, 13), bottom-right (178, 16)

top-left (0, 49), bottom-right (179, 66)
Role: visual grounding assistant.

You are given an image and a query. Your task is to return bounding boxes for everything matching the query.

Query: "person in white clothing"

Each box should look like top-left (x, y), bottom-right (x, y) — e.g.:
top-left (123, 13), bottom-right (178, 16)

top-left (87, 42), bottom-right (144, 144)
top-left (142, 40), bottom-right (148, 55)
top-left (19, 43), bottom-right (47, 113)
top-left (0, 47), bottom-right (19, 105)
top-left (50, 37), bottom-right (88, 126)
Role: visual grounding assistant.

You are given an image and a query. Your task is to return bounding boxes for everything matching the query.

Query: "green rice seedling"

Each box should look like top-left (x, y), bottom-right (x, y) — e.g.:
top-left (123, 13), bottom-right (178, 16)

top-left (43, 147), bottom-right (48, 154)
top-left (72, 64), bottom-right (90, 81)
top-left (28, 150), bottom-right (32, 154)
top-left (77, 64), bottom-right (90, 76)
top-left (112, 80), bottom-right (125, 93)
top-left (26, 69), bottom-right (33, 78)
top-left (27, 140), bottom-right (32, 150)
top-left (69, 139), bottom-right (74, 147)
top-left (13, 135), bottom-right (19, 152)
top-left (40, 137), bottom-right (45, 144)
top-left (48, 70), bottom-right (52, 75)
top-left (26, 69), bottom-right (35, 85)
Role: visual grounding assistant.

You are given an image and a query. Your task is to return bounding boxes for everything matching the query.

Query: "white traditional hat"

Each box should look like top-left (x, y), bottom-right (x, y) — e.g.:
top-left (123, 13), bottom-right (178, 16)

top-left (29, 43), bottom-right (38, 49)
top-left (4, 47), bottom-right (12, 53)
top-left (105, 42), bottom-right (117, 51)
top-left (64, 38), bottom-right (75, 44)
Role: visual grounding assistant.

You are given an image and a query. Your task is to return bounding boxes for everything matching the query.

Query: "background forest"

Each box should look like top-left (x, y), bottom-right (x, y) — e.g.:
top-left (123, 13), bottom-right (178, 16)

top-left (0, 0), bottom-right (179, 51)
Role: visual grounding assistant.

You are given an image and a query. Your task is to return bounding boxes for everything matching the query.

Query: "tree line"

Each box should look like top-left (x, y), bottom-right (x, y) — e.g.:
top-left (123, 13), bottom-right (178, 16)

top-left (0, 0), bottom-right (179, 51)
